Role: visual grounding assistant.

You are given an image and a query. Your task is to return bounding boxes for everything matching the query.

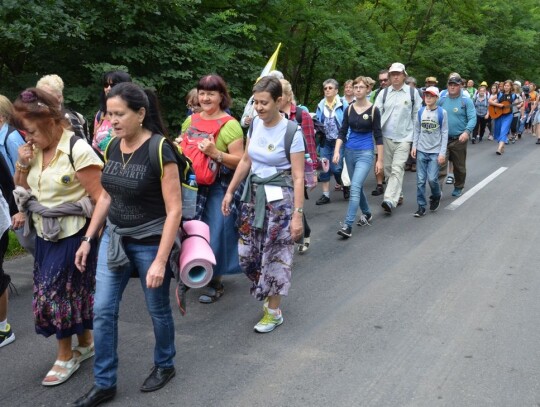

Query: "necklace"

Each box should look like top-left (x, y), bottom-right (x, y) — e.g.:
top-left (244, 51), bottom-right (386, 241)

top-left (121, 151), bottom-right (135, 169)
top-left (42, 152), bottom-right (55, 170)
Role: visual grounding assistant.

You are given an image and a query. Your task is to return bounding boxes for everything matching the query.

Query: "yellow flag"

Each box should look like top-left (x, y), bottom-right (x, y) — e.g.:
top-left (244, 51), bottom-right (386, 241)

top-left (258, 43), bottom-right (282, 81)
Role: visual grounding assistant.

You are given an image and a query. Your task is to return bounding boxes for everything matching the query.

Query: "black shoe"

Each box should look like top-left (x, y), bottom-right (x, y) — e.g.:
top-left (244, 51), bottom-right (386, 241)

top-left (472, 137), bottom-right (476, 144)
top-left (73, 385), bottom-right (116, 407)
top-left (343, 186), bottom-right (350, 200)
top-left (429, 197), bottom-right (440, 211)
top-left (140, 366), bottom-right (176, 392)
top-left (414, 207), bottom-right (426, 217)
top-left (316, 195), bottom-right (330, 205)
top-left (397, 196), bottom-right (404, 206)
top-left (371, 184), bottom-right (384, 196)
top-left (381, 200), bottom-right (392, 214)
top-left (337, 225), bottom-right (352, 238)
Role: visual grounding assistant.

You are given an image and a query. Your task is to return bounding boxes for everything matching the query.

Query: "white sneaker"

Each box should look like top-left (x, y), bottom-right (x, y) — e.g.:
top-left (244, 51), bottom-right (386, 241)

top-left (0, 324), bottom-right (15, 348)
top-left (254, 308), bottom-right (283, 333)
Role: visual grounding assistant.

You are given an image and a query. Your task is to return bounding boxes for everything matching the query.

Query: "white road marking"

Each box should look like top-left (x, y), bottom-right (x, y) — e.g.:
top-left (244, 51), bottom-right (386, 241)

top-left (445, 167), bottom-right (508, 210)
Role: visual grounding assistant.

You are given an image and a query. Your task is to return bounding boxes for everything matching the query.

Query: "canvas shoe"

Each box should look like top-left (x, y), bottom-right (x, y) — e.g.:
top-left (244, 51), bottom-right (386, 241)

top-left (357, 213), bottom-right (373, 226)
top-left (0, 324), bottom-right (15, 348)
top-left (337, 225), bottom-right (352, 238)
top-left (429, 196), bottom-right (441, 212)
top-left (254, 308), bottom-right (283, 333)
top-left (414, 206), bottom-right (426, 217)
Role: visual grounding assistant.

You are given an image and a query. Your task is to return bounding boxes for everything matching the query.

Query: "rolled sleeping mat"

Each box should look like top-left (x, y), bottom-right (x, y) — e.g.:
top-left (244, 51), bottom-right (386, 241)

top-left (179, 220), bottom-right (216, 288)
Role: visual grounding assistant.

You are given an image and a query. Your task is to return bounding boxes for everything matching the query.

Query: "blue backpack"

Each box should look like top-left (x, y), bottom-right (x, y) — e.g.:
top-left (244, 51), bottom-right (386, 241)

top-left (418, 106), bottom-right (444, 127)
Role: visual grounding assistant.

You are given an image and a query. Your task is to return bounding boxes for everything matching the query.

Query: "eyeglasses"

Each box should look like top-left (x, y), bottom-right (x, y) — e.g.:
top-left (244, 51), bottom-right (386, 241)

top-left (323, 86), bottom-right (335, 91)
top-left (353, 85), bottom-right (367, 90)
top-left (379, 78), bottom-right (388, 83)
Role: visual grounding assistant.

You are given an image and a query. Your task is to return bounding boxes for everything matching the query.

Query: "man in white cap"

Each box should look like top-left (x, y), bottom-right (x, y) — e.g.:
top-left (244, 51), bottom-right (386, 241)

top-left (375, 62), bottom-right (422, 214)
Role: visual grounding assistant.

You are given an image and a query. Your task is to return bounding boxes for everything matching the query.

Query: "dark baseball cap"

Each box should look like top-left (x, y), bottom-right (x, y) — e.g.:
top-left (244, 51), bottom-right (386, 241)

top-left (448, 74), bottom-right (462, 85)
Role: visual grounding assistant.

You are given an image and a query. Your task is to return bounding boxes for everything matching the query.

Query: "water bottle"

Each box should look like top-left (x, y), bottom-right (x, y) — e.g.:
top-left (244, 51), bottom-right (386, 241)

top-left (304, 154), bottom-right (316, 188)
top-left (182, 174), bottom-right (198, 220)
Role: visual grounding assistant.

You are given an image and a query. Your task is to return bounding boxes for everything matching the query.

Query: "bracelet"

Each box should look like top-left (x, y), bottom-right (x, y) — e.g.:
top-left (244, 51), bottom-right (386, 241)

top-left (216, 151), bottom-right (223, 163)
top-left (16, 161), bottom-right (30, 173)
top-left (81, 236), bottom-right (93, 244)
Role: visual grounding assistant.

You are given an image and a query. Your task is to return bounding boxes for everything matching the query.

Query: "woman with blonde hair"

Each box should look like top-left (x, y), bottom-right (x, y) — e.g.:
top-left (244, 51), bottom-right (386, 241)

top-left (333, 76), bottom-right (382, 238)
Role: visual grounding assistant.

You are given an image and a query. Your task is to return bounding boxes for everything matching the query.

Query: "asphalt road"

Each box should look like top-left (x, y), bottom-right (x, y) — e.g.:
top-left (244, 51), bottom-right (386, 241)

top-left (2, 132), bottom-right (540, 407)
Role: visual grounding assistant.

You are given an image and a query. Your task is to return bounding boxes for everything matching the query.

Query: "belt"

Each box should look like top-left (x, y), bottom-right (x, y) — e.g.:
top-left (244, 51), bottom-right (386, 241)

top-left (448, 136), bottom-right (460, 140)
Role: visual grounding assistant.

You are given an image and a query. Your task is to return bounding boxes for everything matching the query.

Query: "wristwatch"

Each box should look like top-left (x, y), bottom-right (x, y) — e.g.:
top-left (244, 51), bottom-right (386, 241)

top-left (294, 207), bottom-right (304, 213)
top-left (81, 236), bottom-right (92, 243)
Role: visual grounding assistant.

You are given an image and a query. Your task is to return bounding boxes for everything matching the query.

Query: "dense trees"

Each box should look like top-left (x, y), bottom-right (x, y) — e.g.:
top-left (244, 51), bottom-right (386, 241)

top-left (1, 0), bottom-right (539, 132)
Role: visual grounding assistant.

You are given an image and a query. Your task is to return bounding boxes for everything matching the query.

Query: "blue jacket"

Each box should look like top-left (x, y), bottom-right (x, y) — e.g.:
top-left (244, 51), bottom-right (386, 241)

top-left (315, 97), bottom-right (348, 132)
top-left (0, 123), bottom-right (25, 176)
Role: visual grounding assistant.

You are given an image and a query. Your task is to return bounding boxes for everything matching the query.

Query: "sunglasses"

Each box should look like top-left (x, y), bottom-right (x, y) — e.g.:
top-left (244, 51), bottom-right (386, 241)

top-left (324, 86), bottom-right (335, 91)
top-left (103, 82), bottom-right (116, 88)
top-left (379, 78), bottom-right (388, 83)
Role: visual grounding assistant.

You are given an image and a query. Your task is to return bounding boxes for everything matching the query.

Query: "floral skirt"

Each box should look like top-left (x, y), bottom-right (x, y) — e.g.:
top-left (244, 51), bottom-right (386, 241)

top-left (33, 230), bottom-right (97, 339)
top-left (238, 184), bottom-right (294, 300)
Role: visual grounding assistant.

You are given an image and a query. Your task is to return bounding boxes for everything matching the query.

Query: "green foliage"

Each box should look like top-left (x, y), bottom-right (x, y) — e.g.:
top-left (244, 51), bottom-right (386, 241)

top-left (6, 231), bottom-right (26, 259)
top-left (1, 0), bottom-right (539, 128)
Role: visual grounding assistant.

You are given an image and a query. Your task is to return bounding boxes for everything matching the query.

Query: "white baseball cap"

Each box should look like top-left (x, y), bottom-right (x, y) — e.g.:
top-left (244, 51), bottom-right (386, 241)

top-left (388, 62), bottom-right (408, 76)
top-left (424, 86), bottom-right (440, 97)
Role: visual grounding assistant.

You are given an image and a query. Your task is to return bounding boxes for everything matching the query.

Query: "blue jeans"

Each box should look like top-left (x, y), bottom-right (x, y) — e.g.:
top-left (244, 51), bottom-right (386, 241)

top-left (416, 151), bottom-right (441, 208)
top-left (343, 148), bottom-right (373, 226)
top-left (318, 139), bottom-right (343, 183)
top-left (93, 228), bottom-right (175, 389)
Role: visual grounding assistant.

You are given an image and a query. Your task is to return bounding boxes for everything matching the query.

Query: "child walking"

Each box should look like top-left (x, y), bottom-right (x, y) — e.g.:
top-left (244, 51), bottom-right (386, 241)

top-left (411, 87), bottom-right (448, 217)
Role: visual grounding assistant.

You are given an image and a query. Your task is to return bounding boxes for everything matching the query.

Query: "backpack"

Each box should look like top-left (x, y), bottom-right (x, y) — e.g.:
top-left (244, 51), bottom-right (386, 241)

top-left (179, 113), bottom-right (234, 185)
top-left (104, 134), bottom-right (196, 217)
top-left (417, 106), bottom-right (444, 127)
top-left (64, 108), bottom-right (91, 145)
top-left (247, 117), bottom-right (302, 163)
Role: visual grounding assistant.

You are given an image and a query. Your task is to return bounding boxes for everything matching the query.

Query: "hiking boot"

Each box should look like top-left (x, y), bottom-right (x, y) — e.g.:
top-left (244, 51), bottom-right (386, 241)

top-left (357, 213), bottom-right (373, 226)
top-left (414, 207), bottom-right (426, 217)
top-left (381, 200), bottom-right (393, 214)
top-left (0, 324), bottom-right (15, 348)
top-left (254, 308), bottom-right (283, 333)
top-left (429, 196), bottom-right (441, 212)
top-left (316, 195), bottom-right (330, 205)
top-left (337, 225), bottom-right (352, 238)
top-left (371, 184), bottom-right (384, 196)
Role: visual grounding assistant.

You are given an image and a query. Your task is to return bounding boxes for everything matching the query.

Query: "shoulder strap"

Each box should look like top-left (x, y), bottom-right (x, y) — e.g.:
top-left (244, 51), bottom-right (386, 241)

top-left (149, 134), bottom-right (165, 179)
top-left (68, 135), bottom-right (81, 170)
top-left (295, 108), bottom-right (303, 125)
top-left (382, 87), bottom-right (389, 111)
top-left (284, 120), bottom-right (301, 164)
top-left (410, 86), bottom-right (415, 113)
top-left (418, 106), bottom-right (425, 123)
top-left (437, 106), bottom-right (443, 127)
top-left (103, 137), bottom-right (120, 162)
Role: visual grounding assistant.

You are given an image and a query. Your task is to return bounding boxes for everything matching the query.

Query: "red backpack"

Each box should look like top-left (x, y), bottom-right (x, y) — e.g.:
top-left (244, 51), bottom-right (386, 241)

top-left (179, 113), bottom-right (234, 185)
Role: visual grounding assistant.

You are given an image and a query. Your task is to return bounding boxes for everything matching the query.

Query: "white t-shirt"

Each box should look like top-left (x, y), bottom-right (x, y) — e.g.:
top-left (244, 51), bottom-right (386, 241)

top-left (248, 117), bottom-right (304, 177)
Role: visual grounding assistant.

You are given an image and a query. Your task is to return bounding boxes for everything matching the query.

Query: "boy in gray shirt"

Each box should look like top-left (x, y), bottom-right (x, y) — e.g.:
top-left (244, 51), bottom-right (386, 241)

top-left (411, 86), bottom-right (448, 217)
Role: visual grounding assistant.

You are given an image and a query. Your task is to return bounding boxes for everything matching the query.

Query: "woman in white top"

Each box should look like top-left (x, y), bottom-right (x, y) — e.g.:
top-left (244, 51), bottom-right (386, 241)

top-left (222, 77), bottom-right (304, 333)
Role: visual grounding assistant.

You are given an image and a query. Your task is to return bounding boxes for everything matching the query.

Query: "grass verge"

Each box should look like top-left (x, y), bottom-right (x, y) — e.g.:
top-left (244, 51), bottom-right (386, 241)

top-left (6, 230), bottom-right (26, 259)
